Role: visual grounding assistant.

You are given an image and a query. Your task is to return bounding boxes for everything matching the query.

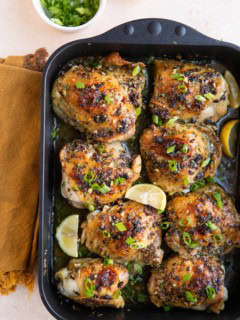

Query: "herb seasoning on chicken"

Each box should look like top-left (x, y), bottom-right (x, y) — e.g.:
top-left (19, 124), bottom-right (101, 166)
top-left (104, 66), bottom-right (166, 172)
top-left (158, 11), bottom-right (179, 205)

top-left (140, 123), bottom-right (221, 195)
top-left (51, 52), bottom-right (146, 142)
top-left (60, 140), bottom-right (141, 209)
top-left (150, 59), bottom-right (229, 122)
top-left (55, 258), bottom-right (129, 308)
top-left (148, 254), bottom-right (227, 314)
top-left (81, 201), bottom-right (164, 266)
top-left (165, 184), bottom-right (240, 256)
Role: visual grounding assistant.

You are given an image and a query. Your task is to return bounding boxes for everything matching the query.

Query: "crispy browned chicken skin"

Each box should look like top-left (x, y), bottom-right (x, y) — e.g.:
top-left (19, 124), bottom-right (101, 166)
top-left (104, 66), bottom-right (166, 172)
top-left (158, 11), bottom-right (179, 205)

top-left (148, 254), bottom-right (227, 314)
top-left (165, 184), bottom-right (240, 257)
top-left (55, 258), bottom-right (129, 308)
top-left (140, 123), bottom-right (221, 195)
top-left (150, 59), bottom-right (229, 122)
top-left (60, 140), bottom-right (141, 209)
top-left (52, 52), bottom-right (146, 142)
top-left (81, 201), bottom-right (164, 266)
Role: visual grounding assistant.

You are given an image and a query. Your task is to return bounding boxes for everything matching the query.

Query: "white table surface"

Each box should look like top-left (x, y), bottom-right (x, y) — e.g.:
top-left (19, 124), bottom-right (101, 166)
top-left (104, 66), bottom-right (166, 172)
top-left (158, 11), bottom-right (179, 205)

top-left (1, 0), bottom-right (240, 319)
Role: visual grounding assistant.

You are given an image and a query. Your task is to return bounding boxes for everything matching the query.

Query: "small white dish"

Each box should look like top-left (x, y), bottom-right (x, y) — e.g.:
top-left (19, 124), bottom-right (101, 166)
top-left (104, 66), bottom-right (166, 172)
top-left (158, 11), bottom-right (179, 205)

top-left (32, 0), bottom-right (107, 32)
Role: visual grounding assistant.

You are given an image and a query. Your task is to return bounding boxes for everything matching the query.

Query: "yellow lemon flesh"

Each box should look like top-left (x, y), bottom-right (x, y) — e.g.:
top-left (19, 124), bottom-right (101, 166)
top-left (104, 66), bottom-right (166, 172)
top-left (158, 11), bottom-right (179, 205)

top-left (220, 119), bottom-right (240, 158)
top-left (224, 70), bottom-right (240, 109)
top-left (56, 214), bottom-right (79, 257)
top-left (125, 183), bottom-right (167, 211)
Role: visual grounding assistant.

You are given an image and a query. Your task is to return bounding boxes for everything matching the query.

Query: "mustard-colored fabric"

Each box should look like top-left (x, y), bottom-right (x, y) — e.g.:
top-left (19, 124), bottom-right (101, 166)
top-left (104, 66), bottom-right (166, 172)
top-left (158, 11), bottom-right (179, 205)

top-left (0, 51), bottom-right (45, 295)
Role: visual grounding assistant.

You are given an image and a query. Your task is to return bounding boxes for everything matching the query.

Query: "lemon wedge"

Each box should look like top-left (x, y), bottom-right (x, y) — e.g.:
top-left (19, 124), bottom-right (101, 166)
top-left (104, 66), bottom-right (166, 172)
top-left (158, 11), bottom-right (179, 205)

top-left (220, 119), bottom-right (240, 158)
top-left (224, 70), bottom-right (240, 109)
top-left (56, 215), bottom-right (79, 257)
top-left (125, 183), bottom-right (167, 211)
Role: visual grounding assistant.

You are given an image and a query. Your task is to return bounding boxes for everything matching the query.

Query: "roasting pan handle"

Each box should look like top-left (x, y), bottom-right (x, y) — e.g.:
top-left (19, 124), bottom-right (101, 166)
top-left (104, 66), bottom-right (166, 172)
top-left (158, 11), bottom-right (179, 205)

top-left (92, 18), bottom-right (221, 46)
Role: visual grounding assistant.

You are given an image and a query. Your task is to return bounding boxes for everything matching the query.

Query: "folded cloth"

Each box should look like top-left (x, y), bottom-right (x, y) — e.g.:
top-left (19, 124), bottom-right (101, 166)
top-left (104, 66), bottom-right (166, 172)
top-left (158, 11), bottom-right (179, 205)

top-left (0, 48), bottom-right (48, 295)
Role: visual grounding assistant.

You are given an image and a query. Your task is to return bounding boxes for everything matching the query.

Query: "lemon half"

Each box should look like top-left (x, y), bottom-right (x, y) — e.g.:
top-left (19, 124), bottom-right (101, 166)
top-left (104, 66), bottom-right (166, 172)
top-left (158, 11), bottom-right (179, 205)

top-left (220, 119), bottom-right (240, 158)
top-left (125, 183), bottom-right (167, 211)
top-left (224, 70), bottom-right (240, 109)
top-left (56, 215), bottom-right (79, 257)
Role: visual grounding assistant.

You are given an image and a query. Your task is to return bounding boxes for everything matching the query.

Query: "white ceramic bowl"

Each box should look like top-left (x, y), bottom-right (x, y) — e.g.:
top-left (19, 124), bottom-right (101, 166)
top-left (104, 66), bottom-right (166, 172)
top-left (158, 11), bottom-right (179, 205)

top-left (32, 0), bottom-right (107, 32)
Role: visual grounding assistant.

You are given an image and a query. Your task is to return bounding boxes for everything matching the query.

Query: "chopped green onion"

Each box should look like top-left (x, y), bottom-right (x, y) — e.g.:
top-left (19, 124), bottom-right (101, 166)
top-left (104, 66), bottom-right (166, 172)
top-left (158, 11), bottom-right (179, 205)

top-left (72, 186), bottom-right (79, 191)
top-left (171, 73), bottom-right (185, 81)
top-left (136, 107), bottom-right (141, 117)
top-left (91, 182), bottom-right (100, 191)
top-left (205, 221), bottom-right (218, 231)
top-left (99, 184), bottom-right (111, 194)
top-left (160, 222), bottom-right (170, 230)
top-left (51, 18), bottom-right (63, 26)
top-left (157, 209), bottom-right (164, 215)
top-left (126, 237), bottom-right (136, 245)
top-left (213, 191), bottom-right (223, 209)
top-left (101, 230), bottom-right (111, 238)
top-left (189, 241), bottom-right (198, 249)
top-left (206, 177), bottom-right (215, 183)
top-left (104, 94), bottom-right (111, 105)
top-left (213, 234), bottom-right (223, 243)
top-left (166, 117), bottom-right (178, 125)
top-left (152, 115), bottom-right (159, 125)
top-left (115, 222), bottom-right (127, 232)
top-left (113, 290), bottom-right (121, 299)
top-left (41, 0), bottom-right (100, 27)
top-left (132, 65), bottom-right (141, 77)
top-left (104, 257), bottom-right (113, 265)
top-left (183, 177), bottom-right (189, 187)
top-left (168, 160), bottom-right (177, 172)
top-left (134, 263), bottom-right (143, 274)
top-left (166, 145), bottom-right (176, 154)
top-left (185, 291), bottom-right (198, 303)
top-left (182, 232), bottom-right (192, 246)
top-left (83, 171), bottom-right (95, 184)
top-left (195, 94), bottom-right (206, 102)
top-left (163, 305), bottom-right (172, 312)
top-left (96, 144), bottom-right (105, 154)
top-left (88, 204), bottom-right (95, 212)
top-left (181, 144), bottom-right (188, 153)
top-left (182, 273), bottom-right (192, 283)
top-left (137, 292), bottom-right (148, 302)
top-left (84, 278), bottom-right (95, 297)
top-left (114, 177), bottom-right (126, 185)
top-left (76, 82), bottom-right (85, 89)
top-left (178, 85), bottom-right (188, 93)
top-left (204, 92), bottom-right (215, 100)
top-left (201, 157), bottom-right (211, 168)
top-left (206, 286), bottom-right (216, 300)
top-left (130, 242), bottom-right (146, 249)
top-left (179, 218), bottom-right (191, 227)
top-left (190, 179), bottom-right (206, 192)
top-left (51, 127), bottom-right (59, 140)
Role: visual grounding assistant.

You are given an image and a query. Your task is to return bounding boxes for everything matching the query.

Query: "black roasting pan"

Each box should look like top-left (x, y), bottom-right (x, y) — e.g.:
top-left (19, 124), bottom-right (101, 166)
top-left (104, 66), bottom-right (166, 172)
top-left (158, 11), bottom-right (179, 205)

top-left (39, 18), bottom-right (240, 320)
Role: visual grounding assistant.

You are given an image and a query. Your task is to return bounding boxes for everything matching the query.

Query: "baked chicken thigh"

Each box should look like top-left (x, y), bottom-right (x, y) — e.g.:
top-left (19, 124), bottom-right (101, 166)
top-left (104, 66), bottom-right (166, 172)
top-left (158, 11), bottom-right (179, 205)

top-left (140, 123), bottom-right (221, 195)
top-left (165, 184), bottom-right (240, 257)
top-left (55, 258), bottom-right (129, 308)
top-left (52, 52), bottom-right (146, 142)
top-left (60, 140), bottom-right (141, 209)
top-left (148, 254), bottom-right (227, 314)
top-left (150, 59), bottom-right (229, 122)
top-left (81, 201), bottom-right (163, 266)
